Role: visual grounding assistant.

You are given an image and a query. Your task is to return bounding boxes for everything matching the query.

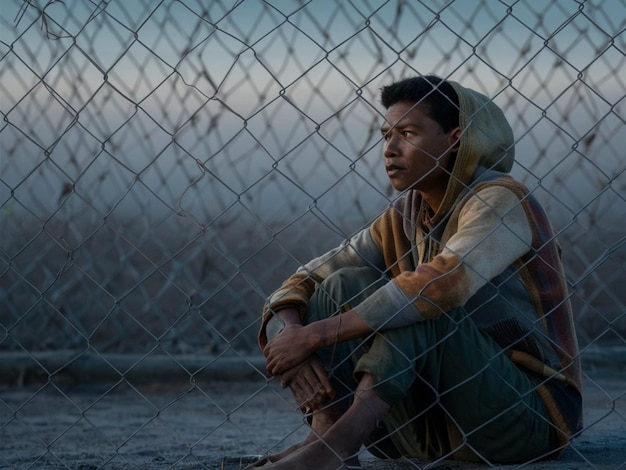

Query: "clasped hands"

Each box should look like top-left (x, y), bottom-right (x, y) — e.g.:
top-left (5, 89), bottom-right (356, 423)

top-left (263, 324), bottom-right (335, 412)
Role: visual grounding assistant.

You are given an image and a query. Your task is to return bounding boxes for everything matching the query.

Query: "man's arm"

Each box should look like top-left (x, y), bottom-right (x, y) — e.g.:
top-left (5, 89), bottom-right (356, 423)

top-left (265, 307), bottom-right (336, 411)
top-left (260, 228), bottom-right (386, 403)
top-left (264, 307), bottom-right (300, 343)
top-left (259, 228), bottom-right (385, 348)
top-left (349, 186), bottom-right (534, 330)
top-left (264, 309), bottom-right (372, 377)
top-left (264, 186), bottom-right (534, 375)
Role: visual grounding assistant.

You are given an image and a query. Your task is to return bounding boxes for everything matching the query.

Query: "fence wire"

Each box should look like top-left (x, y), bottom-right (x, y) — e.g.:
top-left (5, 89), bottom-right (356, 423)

top-left (0, 0), bottom-right (624, 468)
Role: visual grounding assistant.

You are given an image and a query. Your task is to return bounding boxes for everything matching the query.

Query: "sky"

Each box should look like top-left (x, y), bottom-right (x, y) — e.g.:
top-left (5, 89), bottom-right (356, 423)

top-left (0, 0), bottom-right (624, 347)
top-left (0, 0), bottom-right (624, 233)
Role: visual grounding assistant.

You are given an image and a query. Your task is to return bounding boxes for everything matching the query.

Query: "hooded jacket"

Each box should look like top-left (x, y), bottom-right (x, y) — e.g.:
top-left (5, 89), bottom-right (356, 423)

top-left (260, 80), bottom-right (583, 446)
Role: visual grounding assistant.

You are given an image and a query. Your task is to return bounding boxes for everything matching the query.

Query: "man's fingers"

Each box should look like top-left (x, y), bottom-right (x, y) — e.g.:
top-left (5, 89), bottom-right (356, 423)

top-left (279, 364), bottom-right (298, 388)
top-left (289, 376), bottom-right (317, 410)
top-left (265, 357), bottom-right (276, 376)
top-left (277, 357), bottom-right (337, 411)
top-left (310, 360), bottom-right (335, 398)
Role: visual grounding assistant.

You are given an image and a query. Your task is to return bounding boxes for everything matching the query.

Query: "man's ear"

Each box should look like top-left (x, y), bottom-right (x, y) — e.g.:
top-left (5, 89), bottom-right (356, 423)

top-left (449, 126), bottom-right (462, 152)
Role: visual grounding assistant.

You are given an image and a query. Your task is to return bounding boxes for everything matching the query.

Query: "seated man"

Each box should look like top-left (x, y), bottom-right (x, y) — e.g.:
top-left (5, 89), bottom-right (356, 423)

top-left (249, 75), bottom-right (582, 469)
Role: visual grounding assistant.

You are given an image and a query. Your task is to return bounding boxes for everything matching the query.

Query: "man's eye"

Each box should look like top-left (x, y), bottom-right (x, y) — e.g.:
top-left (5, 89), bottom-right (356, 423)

top-left (401, 131), bottom-right (413, 138)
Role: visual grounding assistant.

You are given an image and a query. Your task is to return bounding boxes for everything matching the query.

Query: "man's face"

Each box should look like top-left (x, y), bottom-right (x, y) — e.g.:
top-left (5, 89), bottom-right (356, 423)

top-left (381, 101), bottom-right (460, 195)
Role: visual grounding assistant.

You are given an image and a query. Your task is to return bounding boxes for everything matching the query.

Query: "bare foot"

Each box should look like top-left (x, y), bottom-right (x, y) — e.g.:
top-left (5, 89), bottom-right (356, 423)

top-left (261, 374), bottom-right (389, 469)
top-left (244, 406), bottom-right (342, 469)
top-left (248, 374), bottom-right (387, 469)
top-left (261, 439), bottom-right (360, 470)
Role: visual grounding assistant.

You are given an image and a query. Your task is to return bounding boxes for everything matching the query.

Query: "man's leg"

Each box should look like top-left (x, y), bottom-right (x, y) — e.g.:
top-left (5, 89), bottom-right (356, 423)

top-left (278, 268), bottom-right (555, 464)
top-left (355, 307), bottom-right (558, 464)
top-left (262, 372), bottom-right (390, 470)
top-left (306, 267), bottom-right (387, 408)
top-left (249, 267), bottom-right (386, 468)
top-left (257, 267), bottom-right (557, 466)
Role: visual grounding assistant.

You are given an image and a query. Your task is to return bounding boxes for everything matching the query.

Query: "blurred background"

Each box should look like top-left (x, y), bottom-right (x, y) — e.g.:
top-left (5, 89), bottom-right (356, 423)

top-left (0, 0), bottom-right (624, 466)
top-left (1, 0), bottom-right (624, 358)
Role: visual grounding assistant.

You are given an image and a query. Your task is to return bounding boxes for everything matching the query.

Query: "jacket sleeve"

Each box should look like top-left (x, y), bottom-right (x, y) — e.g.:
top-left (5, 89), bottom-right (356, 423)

top-left (259, 228), bottom-right (385, 347)
top-left (353, 186), bottom-right (533, 330)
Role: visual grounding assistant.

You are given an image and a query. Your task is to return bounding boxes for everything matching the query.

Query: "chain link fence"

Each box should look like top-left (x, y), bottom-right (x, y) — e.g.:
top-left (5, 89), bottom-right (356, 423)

top-left (1, 0), bottom-right (624, 468)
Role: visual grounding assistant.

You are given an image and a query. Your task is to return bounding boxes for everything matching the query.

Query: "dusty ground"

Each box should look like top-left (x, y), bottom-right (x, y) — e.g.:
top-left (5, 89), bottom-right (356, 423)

top-left (1, 369), bottom-right (624, 469)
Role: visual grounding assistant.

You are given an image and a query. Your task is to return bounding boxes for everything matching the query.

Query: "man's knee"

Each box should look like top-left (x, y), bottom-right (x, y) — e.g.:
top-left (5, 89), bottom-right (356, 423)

top-left (310, 266), bottom-right (385, 316)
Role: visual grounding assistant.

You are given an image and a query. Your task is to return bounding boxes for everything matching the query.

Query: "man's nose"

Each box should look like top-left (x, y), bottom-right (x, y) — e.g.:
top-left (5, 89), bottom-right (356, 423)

top-left (384, 134), bottom-right (399, 158)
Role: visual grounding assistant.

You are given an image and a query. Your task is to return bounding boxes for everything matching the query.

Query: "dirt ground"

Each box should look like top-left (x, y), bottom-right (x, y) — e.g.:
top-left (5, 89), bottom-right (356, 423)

top-left (1, 368), bottom-right (625, 470)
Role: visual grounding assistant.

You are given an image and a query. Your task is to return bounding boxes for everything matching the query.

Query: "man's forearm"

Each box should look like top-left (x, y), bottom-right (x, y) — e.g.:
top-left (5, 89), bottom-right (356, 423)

top-left (305, 310), bottom-right (373, 351)
top-left (265, 307), bottom-right (301, 342)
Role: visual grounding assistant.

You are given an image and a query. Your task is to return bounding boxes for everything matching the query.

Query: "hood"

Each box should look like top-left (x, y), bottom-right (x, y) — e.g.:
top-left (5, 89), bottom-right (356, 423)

top-left (431, 81), bottom-right (515, 223)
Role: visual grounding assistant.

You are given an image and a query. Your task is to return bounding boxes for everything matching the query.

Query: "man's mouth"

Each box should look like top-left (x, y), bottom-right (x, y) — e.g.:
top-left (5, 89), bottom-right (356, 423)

top-left (386, 165), bottom-right (403, 176)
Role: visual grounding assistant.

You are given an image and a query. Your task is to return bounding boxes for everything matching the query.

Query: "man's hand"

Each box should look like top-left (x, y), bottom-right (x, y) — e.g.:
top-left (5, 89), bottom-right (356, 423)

top-left (279, 355), bottom-right (335, 412)
top-left (264, 324), bottom-right (314, 376)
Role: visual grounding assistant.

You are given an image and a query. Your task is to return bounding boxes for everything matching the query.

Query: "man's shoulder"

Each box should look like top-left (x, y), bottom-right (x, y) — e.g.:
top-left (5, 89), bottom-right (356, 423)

top-left (470, 171), bottom-right (530, 196)
top-left (446, 175), bottom-right (535, 228)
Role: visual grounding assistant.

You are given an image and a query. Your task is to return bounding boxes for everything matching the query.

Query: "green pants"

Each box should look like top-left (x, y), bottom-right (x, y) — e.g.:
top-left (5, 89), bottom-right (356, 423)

top-left (306, 267), bottom-right (558, 464)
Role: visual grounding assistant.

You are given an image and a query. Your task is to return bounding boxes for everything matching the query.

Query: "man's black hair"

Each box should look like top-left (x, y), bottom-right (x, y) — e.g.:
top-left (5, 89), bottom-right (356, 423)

top-left (380, 75), bottom-right (460, 133)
